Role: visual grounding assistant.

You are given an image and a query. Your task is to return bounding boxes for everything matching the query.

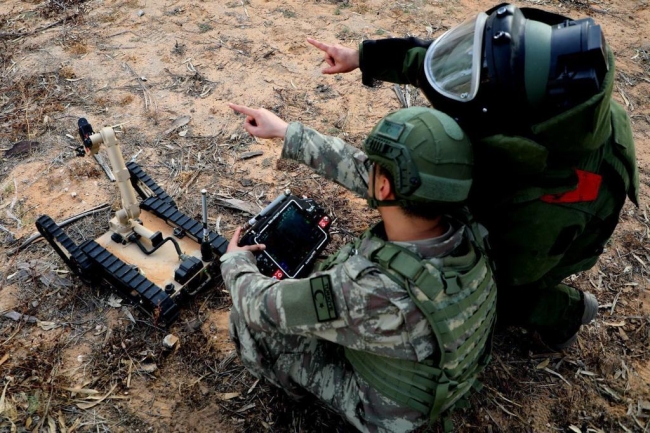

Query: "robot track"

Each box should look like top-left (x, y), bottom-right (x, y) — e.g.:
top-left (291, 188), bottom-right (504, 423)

top-left (35, 215), bottom-right (95, 282)
top-left (80, 240), bottom-right (180, 325)
top-left (127, 161), bottom-right (177, 206)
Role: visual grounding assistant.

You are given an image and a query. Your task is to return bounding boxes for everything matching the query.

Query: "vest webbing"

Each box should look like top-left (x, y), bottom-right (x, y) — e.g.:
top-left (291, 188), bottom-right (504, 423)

top-left (327, 222), bottom-right (496, 425)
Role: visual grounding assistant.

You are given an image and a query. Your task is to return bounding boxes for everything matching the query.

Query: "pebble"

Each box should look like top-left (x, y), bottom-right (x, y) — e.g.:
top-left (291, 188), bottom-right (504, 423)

top-left (163, 334), bottom-right (179, 349)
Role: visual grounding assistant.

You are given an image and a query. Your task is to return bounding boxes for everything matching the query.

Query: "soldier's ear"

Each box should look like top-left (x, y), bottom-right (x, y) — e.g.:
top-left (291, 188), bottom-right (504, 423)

top-left (375, 172), bottom-right (395, 201)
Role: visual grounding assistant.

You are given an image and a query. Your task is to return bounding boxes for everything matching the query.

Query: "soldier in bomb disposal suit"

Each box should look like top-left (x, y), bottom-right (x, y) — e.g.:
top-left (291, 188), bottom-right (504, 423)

top-left (221, 103), bottom-right (496, 432)
top-left (307, 3), bottom-right (638, 349)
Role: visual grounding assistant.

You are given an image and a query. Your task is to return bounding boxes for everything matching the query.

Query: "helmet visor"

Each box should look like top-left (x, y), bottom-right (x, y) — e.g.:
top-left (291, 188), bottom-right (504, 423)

top-left (424, 12), bottom-right (488, 102)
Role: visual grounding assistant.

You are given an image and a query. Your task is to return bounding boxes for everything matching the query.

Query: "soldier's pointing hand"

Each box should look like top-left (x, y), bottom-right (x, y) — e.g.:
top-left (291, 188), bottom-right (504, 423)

top-left (307, 38), bottom-right (359, 74)
top-left (228, 103), bottom-right (289, 139)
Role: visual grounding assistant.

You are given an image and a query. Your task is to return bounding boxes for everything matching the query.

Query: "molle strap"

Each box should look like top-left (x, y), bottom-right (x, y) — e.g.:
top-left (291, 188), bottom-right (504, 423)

top-left (446, 307), bottom-right (496, 377)
top-left (344, 347), bottom-right (440, 415)
top-left (435, 280), bottom-right (496, 344)
top-left (374, 244), bottom-right (423, 281)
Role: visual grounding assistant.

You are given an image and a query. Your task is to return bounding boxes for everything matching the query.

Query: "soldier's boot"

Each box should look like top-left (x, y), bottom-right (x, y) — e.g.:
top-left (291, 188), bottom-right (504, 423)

top-left (541, 291), bottom-right (598, 351)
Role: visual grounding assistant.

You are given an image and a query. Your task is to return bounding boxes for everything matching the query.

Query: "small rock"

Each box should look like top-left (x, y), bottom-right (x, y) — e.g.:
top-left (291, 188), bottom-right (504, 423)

top-left (185, 318), bottom-right (202, 332)
top-left (31, 300), bottom-right (39, 308)
top-left (5, 140), bottom-right (40, 158)
top-left (137, 10), bottom-right (145, 17)
top-left (163, 334), bottom-right (179, 349)
top-left (139, 363), bottom-right (157, 373)
top-left (71, 192), bottom-right (77, 198)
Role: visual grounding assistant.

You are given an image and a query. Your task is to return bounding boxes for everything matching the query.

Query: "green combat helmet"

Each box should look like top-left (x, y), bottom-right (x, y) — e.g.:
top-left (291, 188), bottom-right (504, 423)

top-left (363, 107), bottom-right (473, 208)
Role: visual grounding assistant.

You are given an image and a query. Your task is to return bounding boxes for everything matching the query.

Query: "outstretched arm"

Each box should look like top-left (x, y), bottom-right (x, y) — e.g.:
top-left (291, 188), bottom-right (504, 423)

top-left (307, 37), bottom-right (433, 87)
top-left (358, 37), bottom-right (433, 87)
top-left (229, 103), bottom-right (369, 197)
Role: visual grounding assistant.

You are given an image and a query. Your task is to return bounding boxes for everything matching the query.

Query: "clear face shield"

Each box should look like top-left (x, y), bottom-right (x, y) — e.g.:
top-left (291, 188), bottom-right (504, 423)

top-left (423, 12), bottom-right (488, 103)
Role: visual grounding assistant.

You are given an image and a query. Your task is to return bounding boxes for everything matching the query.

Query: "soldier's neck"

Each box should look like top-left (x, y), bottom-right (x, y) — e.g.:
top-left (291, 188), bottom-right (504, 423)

top-left (380, 207), bottom-right (446, 242)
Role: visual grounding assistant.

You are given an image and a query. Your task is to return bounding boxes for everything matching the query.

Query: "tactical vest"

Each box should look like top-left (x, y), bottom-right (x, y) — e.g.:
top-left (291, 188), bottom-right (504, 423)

top-left (318, 218), bottom-right (497, 429)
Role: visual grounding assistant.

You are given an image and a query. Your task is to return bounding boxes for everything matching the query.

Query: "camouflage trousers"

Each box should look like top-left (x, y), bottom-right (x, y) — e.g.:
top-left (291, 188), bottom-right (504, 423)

top-left (229, 308), bottom-right (425, 433)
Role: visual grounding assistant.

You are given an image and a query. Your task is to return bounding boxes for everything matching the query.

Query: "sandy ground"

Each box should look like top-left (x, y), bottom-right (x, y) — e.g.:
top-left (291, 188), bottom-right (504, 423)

top-left (1, 0), bottom-right (649, 431)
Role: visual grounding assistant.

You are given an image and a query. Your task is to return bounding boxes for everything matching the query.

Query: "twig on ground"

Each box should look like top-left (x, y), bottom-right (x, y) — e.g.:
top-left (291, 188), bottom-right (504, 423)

top-left (10, 203), bottom-right (110, 254)
top-left (123, 62), bottom-right (158, 118)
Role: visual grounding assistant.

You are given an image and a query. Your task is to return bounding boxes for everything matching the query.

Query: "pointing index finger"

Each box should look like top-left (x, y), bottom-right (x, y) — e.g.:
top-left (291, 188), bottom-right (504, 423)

top-left (228, 103), bottom-right (255, 116)
top-left (307, 38), bottom-right (329, 52)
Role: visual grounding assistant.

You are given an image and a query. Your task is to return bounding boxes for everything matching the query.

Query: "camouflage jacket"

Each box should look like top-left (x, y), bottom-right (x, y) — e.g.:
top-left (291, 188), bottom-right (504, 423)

top-left (221, 123), bottom-right (472, 361)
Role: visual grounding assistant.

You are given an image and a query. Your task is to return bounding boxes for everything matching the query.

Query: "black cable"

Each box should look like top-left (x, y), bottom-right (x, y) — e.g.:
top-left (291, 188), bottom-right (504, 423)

top-left (133, 236), bottom-right (183, 257)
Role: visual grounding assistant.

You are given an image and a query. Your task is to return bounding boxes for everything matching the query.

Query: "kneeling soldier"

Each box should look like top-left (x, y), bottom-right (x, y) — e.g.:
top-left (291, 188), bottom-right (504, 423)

top-left (223, 105), bottom-right (497, 432)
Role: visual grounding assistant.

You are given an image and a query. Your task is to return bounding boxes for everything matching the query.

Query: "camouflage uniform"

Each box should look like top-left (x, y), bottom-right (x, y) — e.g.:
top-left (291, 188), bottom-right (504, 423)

top-left (222, 123), bottom-right (495, 432)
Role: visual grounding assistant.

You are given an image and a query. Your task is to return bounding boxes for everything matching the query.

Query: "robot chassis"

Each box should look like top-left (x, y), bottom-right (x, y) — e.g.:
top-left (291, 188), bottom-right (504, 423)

top-left (36, 119), bottom-right (228, 325)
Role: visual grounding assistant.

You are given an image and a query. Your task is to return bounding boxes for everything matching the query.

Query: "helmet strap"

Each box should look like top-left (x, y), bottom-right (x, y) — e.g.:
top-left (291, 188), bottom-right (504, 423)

top-left (366, 197), bottom-right (404, 208)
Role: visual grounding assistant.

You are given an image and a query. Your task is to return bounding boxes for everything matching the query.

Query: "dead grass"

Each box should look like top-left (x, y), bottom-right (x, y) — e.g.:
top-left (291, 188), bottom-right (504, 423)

top-left (119, 94), bottom-right (135, 106)
top-left (66, 42), bottom-right (89, 55)
top-left (0, 0), bottom-right (648, 432)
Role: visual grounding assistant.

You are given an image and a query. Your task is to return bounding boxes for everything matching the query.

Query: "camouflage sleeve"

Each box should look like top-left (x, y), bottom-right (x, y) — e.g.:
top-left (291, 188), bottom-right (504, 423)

top-left (220, 250), bottom-right (423, 358)
top-left (359, 38), bottom-right (432, 87)
top-left (282, 122), bottom-right (369, 197)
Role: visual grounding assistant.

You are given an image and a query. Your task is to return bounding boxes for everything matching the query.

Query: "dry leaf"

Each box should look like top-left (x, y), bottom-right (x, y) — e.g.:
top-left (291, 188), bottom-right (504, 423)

top-left (569, 426), bottom-right (581, 433)
top-left (618, 327), bottom-right (629, 341)
top-left (215, 197), bottom-right (259, 215)
top-left (164, 115), bottom-right (191, 134)
top-left (536, 358), bottom-right (550, 370)
top-left (603, 321), bottom-right (626, 327)
top-left (598, 384), bottom-right (622, 401)
top-left (76, 384), bottom-right (117, 410)
top-left (37, 320), bottom-right (59, 331)
top-left (106, 294), bottom-right (122, 308)
top-left (239, 151), bottom-right (264, 160)
top-left (61, 387), bottom-right (100, 395)
top-left (0, 354), bottom-right (9, 366)
top-left (68, 417), bottom-right (82, 433)
top-left (236, 403), bottom-right (256, 413)
top-left (217, 392), bottom-right (240, 400)
top-left (3, 311), bottom-right (37, 323)
top-left (122, 307), bottom-right (136, 324)
top-left (57, 410), bottom-right (67, 432)
top-left (47, 415), bottom-right (56, 433)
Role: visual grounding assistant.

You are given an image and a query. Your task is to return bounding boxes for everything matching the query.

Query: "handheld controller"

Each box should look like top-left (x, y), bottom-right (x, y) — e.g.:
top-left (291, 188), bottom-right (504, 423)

top-left (239, 191), bottom-right (331, 280)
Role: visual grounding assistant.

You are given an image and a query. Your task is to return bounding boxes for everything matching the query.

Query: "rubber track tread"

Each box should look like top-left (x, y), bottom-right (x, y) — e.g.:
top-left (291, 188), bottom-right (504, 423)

top-left (35, 215), bottom-right (94, 280)
top-left (140, 196), bottom-right (229, 256)
top-left (126, 161), bottom-right (176, 206)
top-left (80, 240), bottom-right (180, 324)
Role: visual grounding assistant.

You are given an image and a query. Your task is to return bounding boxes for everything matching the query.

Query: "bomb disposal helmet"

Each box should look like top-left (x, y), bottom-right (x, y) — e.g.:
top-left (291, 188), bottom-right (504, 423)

top-left (422, 3), bottom-right (608, 128)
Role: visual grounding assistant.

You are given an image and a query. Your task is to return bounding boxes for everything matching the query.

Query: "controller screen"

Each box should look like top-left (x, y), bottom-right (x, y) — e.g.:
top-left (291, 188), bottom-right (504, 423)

top-left (255, 201), bottom-right (326, 276)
